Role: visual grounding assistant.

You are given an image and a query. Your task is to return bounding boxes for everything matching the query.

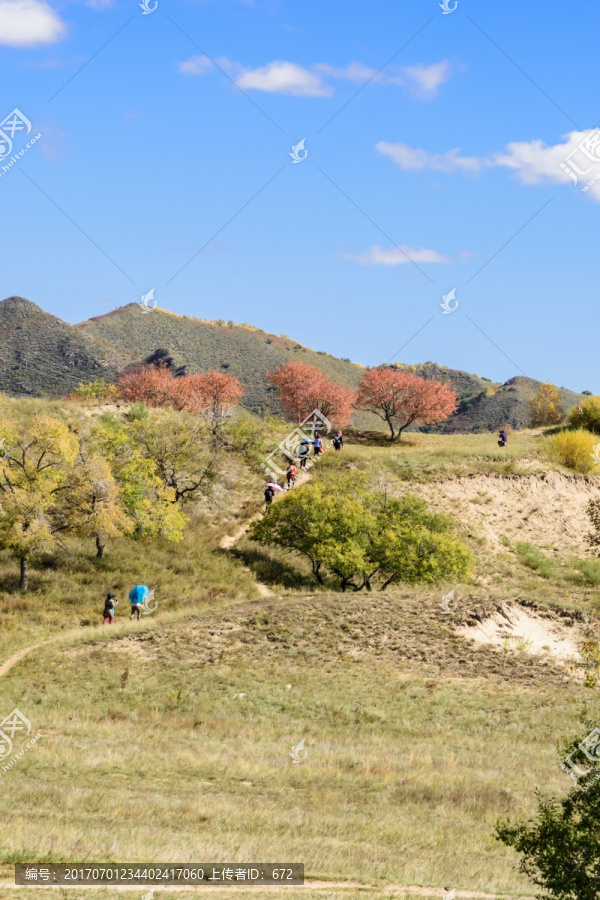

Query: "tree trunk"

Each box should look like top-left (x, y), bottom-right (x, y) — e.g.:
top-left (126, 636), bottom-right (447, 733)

top-left (19, 557), bottom-right (29, 592)
top-left (95, 534), bottom-right (105, 559)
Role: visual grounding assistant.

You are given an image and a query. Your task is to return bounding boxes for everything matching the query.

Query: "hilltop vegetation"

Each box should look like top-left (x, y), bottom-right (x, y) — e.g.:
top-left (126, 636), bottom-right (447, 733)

top-left (0, 296), bottom-right (586, 433)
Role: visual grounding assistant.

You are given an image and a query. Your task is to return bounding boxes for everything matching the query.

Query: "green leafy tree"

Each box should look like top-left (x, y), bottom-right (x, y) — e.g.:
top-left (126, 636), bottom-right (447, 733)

top-left (496, 724), bottom-right (600, 899)
top-left (369, 494), bottom-right (474, 590)
top-left (249, 476), bottom-right (473, 591)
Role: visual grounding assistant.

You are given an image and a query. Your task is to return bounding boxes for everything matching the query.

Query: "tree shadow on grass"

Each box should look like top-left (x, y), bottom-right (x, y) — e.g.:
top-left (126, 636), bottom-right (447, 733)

top-left (231, 546), bottom-right (320, 591)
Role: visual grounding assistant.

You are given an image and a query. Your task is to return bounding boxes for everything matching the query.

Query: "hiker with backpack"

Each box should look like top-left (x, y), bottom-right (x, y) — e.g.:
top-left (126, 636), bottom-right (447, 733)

top-left (498, 430), bottom-right (508, 447)
top-left (286, 462), bottom-right (297, 489)
top-left (103, 592), bottom-right (118, 625)
top-left (333, 432), bottom-right (343, 451)
top-left (129, 584), bottom-right (149, 620)
top-left (264, 484), bottom-right (275, 509)
top-left (299, 440), bottom-right (310, 469)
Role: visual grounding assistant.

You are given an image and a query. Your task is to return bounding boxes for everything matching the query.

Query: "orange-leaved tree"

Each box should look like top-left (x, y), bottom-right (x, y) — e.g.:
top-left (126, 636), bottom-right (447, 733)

top-left (357, 367), bottom-right (457, 441)
top-left (267, 362), bottom-right (356, 426)
top-left (118, 366), bottom-right (243, 423)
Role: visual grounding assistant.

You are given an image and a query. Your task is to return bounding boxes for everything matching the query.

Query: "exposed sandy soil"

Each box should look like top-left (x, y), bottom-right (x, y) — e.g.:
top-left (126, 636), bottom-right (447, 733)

top-left (413, 470), bottom-right (599, 554)
top-left (457, 602), bottom-right (581, 663)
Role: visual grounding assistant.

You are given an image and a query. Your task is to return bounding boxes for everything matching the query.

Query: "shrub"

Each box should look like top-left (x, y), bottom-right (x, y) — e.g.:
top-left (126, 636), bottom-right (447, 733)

top-left (249, 475), bottom-right (473, 591)
top-left (574, 557), bottom-right (600, 585)
top-left (547, 429), bottom-right (598, 473)
top-left (515, 542), bottom-right (555, 578)
top-left (496, 722), bottom-right (600, 899)
top-left (70, 379), bottom-right (120, 402)
top-left (568, 396), bottom-right (600, 433)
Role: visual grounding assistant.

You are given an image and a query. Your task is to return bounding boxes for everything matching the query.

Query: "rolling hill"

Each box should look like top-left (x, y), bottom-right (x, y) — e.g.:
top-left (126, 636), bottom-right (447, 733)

top-left (0, 296), bottom-right (587, 432)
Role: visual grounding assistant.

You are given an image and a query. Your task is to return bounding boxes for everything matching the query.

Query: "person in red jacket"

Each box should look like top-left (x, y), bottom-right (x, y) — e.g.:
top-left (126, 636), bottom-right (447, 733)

top-left (286, 463), bottom-right (297, 488)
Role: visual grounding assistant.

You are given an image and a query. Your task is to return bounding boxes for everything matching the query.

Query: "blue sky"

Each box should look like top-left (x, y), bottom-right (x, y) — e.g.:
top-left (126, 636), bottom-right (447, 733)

top-left (1, 0), bottom-right (598, 391)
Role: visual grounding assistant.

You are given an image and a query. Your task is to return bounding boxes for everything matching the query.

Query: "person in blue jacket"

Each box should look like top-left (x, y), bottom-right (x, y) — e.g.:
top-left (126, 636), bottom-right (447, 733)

top-left (129, 584), bottom-right (149, 620)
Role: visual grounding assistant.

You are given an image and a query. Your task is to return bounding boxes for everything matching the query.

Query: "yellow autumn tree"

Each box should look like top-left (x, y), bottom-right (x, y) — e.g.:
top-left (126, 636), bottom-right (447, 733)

top-left (530, 383), bottom-right (565, 427)
top-left (0, 414), bottom-right (78, 590)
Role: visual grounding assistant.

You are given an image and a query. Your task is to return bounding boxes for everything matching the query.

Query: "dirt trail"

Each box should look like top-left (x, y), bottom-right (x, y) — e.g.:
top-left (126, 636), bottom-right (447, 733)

top-left (219, 472), bottom-right (312, 597)
top-left (0, 645), bottom-right (36, 678)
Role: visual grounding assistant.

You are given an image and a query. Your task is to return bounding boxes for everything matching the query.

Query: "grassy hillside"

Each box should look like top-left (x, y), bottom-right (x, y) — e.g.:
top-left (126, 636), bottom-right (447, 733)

top-left (0, 297), bottom-right (587, 433)
top-left (76, 304), bottom-right (365, 415)
top-left (1, 414), bottom-right (600, 898)
top-left (0, 297), bottom-right (119, 396)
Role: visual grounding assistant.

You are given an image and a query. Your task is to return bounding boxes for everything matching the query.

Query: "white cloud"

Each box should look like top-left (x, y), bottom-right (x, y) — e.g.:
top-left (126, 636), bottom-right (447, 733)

top-left (0, 0), bottom-right (66, 46)
top-left (236, 60), bottom-right (332, 96)
top-left (401, 61), bottom-right (452, 98)
top-left (376, 129), bottom-right (600, 201)
top-left (178, 54), bottom-right (214, 75)
top-left (314, 61), bottom-right (377, 84)
top-left (177, 54), bottom-right (453, 99)
top-left (346, 244), bottom-right (451, 267)
top-left (376, 141), bottom-right (484, 173)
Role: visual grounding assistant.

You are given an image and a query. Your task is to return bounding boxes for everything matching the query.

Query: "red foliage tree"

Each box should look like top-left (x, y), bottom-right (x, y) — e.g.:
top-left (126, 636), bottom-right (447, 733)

top-left (185, 371), bottom-right (245, 423)
top-left (357, 367), bottom-right (457, 441)
top-left (118, 364), bottom-right (176, 407)
top-left (267, 362), bottom-right (356, 427)
top-left (118, 366), bottom-right (244, 420)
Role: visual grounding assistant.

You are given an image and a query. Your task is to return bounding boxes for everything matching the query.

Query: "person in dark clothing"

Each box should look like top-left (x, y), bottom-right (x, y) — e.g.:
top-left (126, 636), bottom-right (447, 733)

top-left (299, 440), bottom-right (310, 469)
top-left (336, 431), bottom-right (344, 448)
top-left (103, 593), bottom-right (118, 625)
top-left (498, 430), bottom-right (508, 447)
top-left (264, 485), bottom-right (275, 509)
top-left (332, 435), bottom-right (342, 451)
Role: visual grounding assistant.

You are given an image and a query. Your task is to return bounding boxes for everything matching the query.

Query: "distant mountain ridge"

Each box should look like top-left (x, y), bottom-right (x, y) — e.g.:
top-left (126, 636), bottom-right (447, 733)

top-left (0, 296), bottom-right (586, 433)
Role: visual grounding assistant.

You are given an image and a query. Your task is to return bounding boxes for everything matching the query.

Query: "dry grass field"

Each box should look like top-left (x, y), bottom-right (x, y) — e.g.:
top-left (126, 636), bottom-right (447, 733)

top-left (0, 424), bottom-right (599, 898)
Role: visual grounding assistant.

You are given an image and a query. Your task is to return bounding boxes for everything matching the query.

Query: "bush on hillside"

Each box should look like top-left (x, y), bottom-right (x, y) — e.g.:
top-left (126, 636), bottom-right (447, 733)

top-left (71, 379), bottom-right (120, 402)
top-left (249, 475), bottom-right (473, 591)
top-left (496, 723), bottom-right (600, 899)
top-left (568, 396), bottom-right (600, 433)
top-left (547, 429), bottom-right (598, 473)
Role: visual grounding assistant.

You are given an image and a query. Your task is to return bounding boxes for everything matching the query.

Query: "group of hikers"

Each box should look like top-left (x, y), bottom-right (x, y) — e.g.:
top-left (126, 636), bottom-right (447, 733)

top-left (102, 584), bottom-right (151, 624)
top-left (264, 430), bottom-right (344, 507)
